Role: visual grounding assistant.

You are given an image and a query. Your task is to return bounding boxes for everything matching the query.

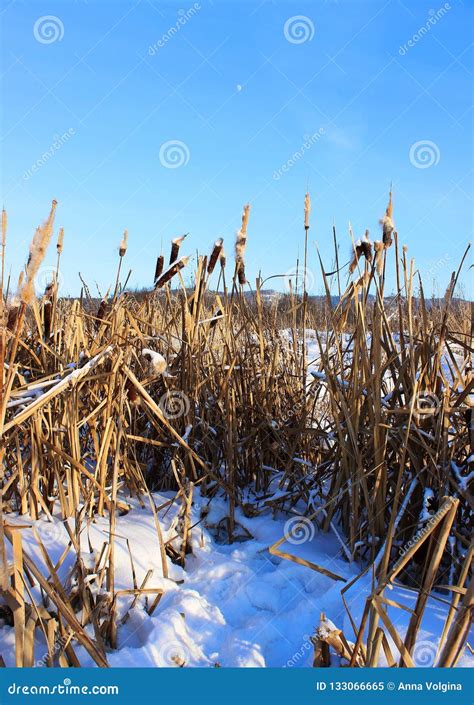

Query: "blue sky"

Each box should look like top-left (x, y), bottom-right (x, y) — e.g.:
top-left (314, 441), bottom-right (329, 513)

top-left (1, 0), bottom-right (472, 297)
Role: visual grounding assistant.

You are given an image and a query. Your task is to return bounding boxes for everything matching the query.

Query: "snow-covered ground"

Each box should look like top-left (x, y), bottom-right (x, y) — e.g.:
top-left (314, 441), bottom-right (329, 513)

top-left (1, 489), bottom-right (472, 668)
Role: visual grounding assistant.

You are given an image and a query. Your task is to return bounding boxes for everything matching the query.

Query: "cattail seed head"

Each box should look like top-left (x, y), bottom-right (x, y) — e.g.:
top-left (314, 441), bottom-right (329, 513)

top-left (374, 241), bottom-right (384, 277)
top-left (304, 192), bottom-right (311, 230)
top-left (119, 229), bottom-right (128, 257)
top-left (208, 238), bottom-right (223, 275)
top-left (349, 233), bottom-right (373, 274)
top-left (20, 199), bottom-right (57, 305)
top-left (155, 256), bottom-right (189, 289)
top-left (154, 254), bottom-right (164, 284)
top-left (57, 227), bottom-right (64, 254)
top-left (380, 190), bottom-right (394, 249)
top-left (141, 348), bottom-right (167, 375)
top-left (170, 234), bottom-right (187, 265)
top-left (235, 204), bottom-right (250, 285)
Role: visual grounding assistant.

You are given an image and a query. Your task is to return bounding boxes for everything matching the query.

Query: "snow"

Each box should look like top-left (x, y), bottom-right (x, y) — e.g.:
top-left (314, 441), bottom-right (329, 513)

top-left (1, 489), bottom-right (472, 669)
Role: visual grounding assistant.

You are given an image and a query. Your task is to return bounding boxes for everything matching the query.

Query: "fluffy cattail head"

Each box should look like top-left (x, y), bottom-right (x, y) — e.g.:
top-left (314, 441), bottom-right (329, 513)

top-left (57, 227), bottom-right (64, 254)
top-left (20, 199), bottom-right (57, 305)
top-left (349, 234), bottom-right (372, 274)
top-left (119, 229), bottom-right (128, 257)
top-left (380, 190), bottom-right (394, 248)
top-left (235, 204), bottom-right (250, 285)
top-left (141, 348), bottom-right (167, 375)
top-left (208, 238), bottom-right (223, 275)
top-left (304, 192), bottom-right (311, 230)
top-left (374, 241), bottom-right (384, 277)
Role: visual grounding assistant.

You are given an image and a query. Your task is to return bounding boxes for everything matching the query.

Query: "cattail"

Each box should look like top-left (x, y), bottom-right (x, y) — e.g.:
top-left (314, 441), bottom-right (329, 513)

top-left (220, 248), bottom-right (226, 268)
top-left (154, 255), bottom-right (164, 284)
top-left (380, 190), bottom-right (394, 249)
top-left (304, 192), bottom-right (311, 230)
top-left (374, 241), bottom-right (384, 277)
top-left (208, 238), bottom-right (223, 275)
top-left (170, 234), bottom-right (187, 265)
top-left (235, 204), bottom-right (250, 285)
top-left (125, 378), bottom-right (139, 406)
top-left (349, 231), bottom-right (372, 274)
top-left (96, 298), bottom-right (109, 324)
top-left (119, 229), bottom-right (128, 257)
top-left (20, 199), bottom-right (57, 305)
top-left (57, 227), bottom-right (64, 254)
top-left (7, 303), bottom-right (20, 332)
top-left (155, 256), bottom-right (189, 289)
top-left (43, 300), bottom-right (52, 339)
top-left (141, 348), bottom-right (167, 375)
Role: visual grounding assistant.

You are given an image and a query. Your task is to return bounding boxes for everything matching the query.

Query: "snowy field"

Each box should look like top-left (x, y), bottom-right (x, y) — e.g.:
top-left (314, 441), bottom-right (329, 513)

top-left (1, 488), bottom-right (472, 668)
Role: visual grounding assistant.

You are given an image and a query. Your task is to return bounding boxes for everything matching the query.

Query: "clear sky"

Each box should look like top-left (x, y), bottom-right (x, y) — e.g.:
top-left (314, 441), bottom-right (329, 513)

top-left (1, 0), bottom-right (473, 297)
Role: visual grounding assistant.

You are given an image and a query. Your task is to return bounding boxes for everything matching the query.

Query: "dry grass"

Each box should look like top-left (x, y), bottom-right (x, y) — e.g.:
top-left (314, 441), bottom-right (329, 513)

top-left (0, 198), bottom-right (472, 667)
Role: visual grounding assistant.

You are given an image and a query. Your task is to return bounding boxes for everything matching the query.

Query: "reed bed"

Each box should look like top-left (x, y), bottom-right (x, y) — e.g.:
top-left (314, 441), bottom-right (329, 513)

top-left (0, 198), bottom-right (472, 668)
